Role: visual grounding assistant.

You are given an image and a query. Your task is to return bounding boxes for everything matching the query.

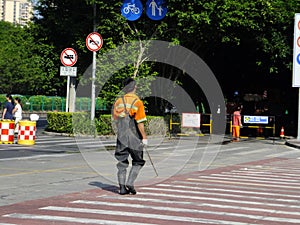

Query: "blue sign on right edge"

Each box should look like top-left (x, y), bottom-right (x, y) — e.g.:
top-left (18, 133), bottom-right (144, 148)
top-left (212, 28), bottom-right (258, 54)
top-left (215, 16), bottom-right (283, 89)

top-left (146, 0), bottom-right (167, 20)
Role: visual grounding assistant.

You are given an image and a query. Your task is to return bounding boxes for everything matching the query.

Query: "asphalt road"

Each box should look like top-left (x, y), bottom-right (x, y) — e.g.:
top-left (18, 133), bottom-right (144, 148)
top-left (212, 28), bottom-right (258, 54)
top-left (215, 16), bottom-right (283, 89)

top-left (1, 132), bottom-right (300, 224)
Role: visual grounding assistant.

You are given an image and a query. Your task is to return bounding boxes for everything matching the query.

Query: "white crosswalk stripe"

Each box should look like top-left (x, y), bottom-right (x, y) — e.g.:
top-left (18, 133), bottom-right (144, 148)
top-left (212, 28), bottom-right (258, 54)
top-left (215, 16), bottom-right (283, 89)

top-left (0, 223), bottom-right (17, 225)
top-left (3, 214), bottom-right (158, 225)
top-left (156, 183), bottom-right (300, 198)
top-left (39, 206), bottom-right (250, 224)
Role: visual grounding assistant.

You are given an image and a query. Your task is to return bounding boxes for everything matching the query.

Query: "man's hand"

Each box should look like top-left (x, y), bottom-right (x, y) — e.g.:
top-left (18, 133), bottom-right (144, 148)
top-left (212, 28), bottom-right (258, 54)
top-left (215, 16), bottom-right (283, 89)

top-left (142, 139), bottom-right (148, 146)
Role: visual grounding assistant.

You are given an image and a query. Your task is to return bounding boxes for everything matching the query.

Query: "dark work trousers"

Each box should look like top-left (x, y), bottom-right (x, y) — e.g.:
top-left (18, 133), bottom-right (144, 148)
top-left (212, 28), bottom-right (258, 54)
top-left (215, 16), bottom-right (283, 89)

top-left (115, 138), bottom-right (145, 185)
top-left (115, 138), bottom-right (145, 167)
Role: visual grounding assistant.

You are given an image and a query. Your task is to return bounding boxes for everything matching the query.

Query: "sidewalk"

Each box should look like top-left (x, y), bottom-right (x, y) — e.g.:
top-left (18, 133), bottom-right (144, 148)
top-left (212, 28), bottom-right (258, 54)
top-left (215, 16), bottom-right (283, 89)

top-left (285, 137), bottom-right (300, 149)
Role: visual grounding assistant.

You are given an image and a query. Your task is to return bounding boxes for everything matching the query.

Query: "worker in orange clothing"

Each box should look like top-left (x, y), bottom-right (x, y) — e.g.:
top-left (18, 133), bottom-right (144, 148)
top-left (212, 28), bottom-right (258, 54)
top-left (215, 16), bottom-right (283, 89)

top-left (113, 77), bottom-right (147, 195)
top-left (232, 106), bottom-right (242, 142)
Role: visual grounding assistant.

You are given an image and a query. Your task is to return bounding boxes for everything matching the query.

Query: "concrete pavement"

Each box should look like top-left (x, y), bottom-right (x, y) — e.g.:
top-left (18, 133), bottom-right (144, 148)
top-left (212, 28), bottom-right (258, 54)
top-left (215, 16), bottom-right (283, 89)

top-left (285, 137), bottom-right (300, 149)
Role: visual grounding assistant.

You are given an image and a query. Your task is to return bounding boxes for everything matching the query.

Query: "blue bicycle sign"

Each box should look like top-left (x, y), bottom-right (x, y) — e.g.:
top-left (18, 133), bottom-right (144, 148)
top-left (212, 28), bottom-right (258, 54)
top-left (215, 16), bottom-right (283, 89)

top-left (123, 3), bottom-right (140, 14)
top-left (121, 0), bottom-right (143, 21)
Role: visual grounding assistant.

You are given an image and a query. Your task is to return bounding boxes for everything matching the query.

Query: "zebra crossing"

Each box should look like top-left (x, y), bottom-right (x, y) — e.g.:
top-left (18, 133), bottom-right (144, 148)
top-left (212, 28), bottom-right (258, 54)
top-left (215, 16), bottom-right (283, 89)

top-left (0, 134), bottom-right (117, 151)
top-left (0, 134), bottom-right (176, 151)
top-left (1, 157), bottom-right (300, 224)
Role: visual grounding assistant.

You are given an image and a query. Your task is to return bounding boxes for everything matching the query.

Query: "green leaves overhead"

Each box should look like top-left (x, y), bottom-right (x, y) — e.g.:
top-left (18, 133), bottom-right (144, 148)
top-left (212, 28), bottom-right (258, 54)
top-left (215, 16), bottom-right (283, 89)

top-left (0, 0), bottom-right (299, 101)
top-left (0, 21), bottom-right (57, 95)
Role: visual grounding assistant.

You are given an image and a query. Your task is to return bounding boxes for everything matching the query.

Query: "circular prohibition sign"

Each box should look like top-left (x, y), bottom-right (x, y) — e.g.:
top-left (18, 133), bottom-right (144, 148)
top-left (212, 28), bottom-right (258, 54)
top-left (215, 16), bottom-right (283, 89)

top-left (297, 36), bottom-right (300, 48)
top-left (86, 32), bottom-right (103, 52)
top-left (60, 48), bottom-right (78, 67)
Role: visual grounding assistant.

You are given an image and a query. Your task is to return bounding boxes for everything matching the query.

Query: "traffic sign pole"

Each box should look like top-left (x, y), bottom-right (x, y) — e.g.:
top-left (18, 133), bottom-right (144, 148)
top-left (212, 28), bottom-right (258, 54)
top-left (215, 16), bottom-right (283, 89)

top-left (60, 48), bottom-right (78, 113)
top-left (297, 88), bottom-right (300, 140)
top-left (66, 76), bottom-right (70, 112)
top-left (91, 51), bottom-right (96, 120)
top-left (293, 14), bottom-right (300, 139)
top-left (91, 3), bottom-right (97, 121)
top-left (86, 17), bottom-right (103, 120)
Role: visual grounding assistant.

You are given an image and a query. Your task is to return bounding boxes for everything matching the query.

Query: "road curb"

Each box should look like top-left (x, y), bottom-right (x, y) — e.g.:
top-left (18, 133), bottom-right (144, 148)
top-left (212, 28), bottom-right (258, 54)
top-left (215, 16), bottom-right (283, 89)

top-left (285, 140), bottom-right (300, 149)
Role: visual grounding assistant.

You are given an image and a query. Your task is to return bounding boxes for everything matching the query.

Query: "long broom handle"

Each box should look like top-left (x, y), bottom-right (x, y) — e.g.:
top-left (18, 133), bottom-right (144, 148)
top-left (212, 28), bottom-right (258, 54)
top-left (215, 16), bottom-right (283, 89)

top-left (144, 146), bottom-right (158, 177)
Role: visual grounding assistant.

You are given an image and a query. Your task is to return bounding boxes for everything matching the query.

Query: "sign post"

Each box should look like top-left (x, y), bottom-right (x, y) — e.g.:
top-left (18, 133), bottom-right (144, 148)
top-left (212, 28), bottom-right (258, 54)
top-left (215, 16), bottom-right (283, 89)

top-left (293, 14), bottom-right (300, 139)
top-left (60, 48), bottom-right (78, 112)
top-left (86, 32), bottom-right (103, 120)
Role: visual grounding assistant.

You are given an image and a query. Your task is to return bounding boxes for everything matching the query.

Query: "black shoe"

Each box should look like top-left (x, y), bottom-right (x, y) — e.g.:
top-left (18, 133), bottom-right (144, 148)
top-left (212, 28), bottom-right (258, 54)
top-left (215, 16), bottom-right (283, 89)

top-left (126, 185), bottom-right (136, 195)
top-left (119, 185), bottom-right (129, 195)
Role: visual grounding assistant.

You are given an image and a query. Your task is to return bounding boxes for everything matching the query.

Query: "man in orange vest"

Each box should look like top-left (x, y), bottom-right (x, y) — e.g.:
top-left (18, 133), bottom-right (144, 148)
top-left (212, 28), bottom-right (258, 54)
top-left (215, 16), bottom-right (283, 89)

top-left (113, 78), bottom-right (147, 195)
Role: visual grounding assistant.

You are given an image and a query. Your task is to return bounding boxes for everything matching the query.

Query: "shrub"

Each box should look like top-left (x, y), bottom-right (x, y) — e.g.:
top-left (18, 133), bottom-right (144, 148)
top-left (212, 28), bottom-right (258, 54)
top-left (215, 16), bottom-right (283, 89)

top-left (47, 111), bottom-right (96, 135)
top-left (46, 112), bottom-right (167, 136)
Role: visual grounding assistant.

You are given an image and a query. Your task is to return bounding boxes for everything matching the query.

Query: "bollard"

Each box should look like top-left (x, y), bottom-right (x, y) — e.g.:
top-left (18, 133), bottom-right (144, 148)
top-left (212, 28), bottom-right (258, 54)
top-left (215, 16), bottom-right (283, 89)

top-left (18, 120), bottom-right (36, 145)
top-left (0, 120), bottom-right (15, 144)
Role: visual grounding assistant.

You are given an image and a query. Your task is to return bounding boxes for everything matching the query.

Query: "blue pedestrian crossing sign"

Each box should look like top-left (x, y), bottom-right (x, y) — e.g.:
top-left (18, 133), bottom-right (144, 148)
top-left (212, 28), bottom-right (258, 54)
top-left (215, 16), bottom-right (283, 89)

top-left (121, 0), bottom-right (143, 21)
top-left (146, 0), bottom-right (167, 21)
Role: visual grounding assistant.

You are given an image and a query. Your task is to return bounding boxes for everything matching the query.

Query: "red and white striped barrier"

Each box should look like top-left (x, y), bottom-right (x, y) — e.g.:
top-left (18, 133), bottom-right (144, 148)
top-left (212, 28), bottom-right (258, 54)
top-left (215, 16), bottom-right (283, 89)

top-left (0, 120), bottom-right (14, 144)
top-left (18, 120), bottom-right (36, 145)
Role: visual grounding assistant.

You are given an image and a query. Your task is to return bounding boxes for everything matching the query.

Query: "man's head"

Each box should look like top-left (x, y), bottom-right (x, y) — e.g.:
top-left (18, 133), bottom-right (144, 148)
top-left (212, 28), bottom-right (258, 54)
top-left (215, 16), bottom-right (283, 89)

top-left (123, 77), bottom-right (136, 93)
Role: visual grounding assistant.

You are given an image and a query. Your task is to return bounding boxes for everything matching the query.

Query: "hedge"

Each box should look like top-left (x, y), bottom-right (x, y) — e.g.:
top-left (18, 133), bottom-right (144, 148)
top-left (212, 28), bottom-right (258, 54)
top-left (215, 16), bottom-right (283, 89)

top-left (0, 94), bottom-right (106, 112)
top-left (46, 112), bottom-right (168, 136)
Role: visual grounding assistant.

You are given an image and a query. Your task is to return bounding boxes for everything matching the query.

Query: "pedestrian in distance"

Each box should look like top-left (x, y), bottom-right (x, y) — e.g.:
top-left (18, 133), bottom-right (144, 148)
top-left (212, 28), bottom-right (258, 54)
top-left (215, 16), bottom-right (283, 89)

top-left (12, 97), bottom-right (22, 133)
top-left (2, 94), bottom-right (14, 120)
top-left (232, 106), bottom-right (242, 142)
top-left (113, 77), bottom-right (147, 195)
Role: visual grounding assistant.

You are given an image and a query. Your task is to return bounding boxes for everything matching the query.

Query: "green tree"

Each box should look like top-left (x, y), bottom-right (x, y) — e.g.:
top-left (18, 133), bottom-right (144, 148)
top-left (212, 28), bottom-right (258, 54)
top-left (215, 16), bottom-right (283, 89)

top-left (80, 1), bottom-right (159, 105)
top-left (32, 0), bottom-right (300, 110)
top-left (0, 21), bottom-right (57, 95)
top-left (33, 0), bottom-right (95, 96)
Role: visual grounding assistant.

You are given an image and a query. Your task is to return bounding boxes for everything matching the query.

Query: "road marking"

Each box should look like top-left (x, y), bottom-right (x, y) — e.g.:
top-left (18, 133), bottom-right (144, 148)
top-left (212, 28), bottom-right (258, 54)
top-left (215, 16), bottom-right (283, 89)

top-left (73, 199), bottom-right (300, 216)
top-left (197, 175), bottom-right (300, 187)
top-left (39, 206), bottom-right (251, 225)
top-left (218, 146), bottom-right (250, 153)
top-left (101, 195), bottom-right (300, 215)
top-left (236, 166), bottom-right (300, 174)
top-left (3, 158), bottom-right (300, 224)
top-left (2, 213), bottom-right (158, 225)
top-left (187, 177), bottom-right (300, 189)
top-left (156, 183), bottom-right (300, 199)
top-left (140, 187), bottom-right (300, 203)
top-left (136, 191), bottom-right (300, 209)
top-left (0, 165), bottom-right (88, 177)
top-left (208, 173), bottom-right (300, 183)
top-left (221, 169), bottom-right (300, 178)
top-left (0, 223), bottom-right (17, 225)
top-left (235, 148), bottom-right (271, 155)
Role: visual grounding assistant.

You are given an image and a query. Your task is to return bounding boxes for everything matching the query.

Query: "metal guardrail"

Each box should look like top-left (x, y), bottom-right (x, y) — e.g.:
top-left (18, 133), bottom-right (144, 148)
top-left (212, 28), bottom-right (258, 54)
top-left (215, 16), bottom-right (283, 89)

top-left (169, 113), bottom-right (212, 137)
top-left (169, 113), bottom-right (276, 139)
top-left (229, 115), bottom-right (276, 139)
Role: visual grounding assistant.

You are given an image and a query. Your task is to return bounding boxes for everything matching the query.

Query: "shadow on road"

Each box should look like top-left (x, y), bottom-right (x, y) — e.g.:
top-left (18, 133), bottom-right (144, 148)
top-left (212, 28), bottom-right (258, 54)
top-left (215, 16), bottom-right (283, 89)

top-left (88, 181), bottom-right (118, 194)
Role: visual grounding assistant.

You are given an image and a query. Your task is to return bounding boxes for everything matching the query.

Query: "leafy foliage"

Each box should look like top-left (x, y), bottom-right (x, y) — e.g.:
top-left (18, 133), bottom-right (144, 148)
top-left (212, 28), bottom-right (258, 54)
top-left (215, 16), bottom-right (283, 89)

top-left (0, 21), bottom-right (57, 95)
top-left (0, 0), bottom-right (299, 113)
top-left (47, 111), bottom-right (166, 136)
